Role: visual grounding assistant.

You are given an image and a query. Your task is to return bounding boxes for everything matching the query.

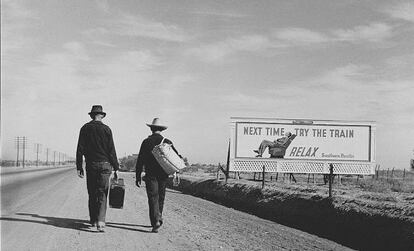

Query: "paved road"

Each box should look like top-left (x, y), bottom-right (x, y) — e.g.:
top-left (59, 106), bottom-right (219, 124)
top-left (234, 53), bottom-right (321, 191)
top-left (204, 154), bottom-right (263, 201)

top-left (1, 167), bottom-right (351, 250)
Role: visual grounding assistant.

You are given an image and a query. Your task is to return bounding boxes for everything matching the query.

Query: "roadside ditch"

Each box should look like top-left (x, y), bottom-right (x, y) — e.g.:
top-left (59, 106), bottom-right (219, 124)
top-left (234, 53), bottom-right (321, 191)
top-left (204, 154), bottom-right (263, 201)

top-left (167, 175), bottom-right (414, 251)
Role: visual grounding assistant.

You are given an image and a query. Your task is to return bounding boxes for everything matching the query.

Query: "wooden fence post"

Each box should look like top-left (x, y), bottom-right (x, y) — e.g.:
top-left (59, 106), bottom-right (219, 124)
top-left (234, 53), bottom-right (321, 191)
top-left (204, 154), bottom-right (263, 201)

top-left (262, 165), bottom-right (265, 189)
top-left (376, 165), bottom-right (380, 180)
top-left (387, 168), bottom-right (389, 182)
top-left (225, 139), bottom-right (230, 184)
top-left (329, 164), bottom-right (334, 198)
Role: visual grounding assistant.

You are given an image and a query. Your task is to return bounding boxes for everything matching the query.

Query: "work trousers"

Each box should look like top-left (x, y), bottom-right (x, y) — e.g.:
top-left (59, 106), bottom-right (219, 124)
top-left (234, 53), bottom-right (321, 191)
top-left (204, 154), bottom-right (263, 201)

top-left (257, 140), bottom-right (277, 155)
top-left (145, 176), bottom-right (167, 227)
top-left (86, 162), bottom-right (112, 224)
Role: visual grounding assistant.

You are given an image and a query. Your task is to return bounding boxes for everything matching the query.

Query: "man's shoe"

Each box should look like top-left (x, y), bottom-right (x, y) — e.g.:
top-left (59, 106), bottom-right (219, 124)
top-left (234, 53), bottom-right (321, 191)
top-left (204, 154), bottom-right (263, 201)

top-left (90, 220), bottom-right (97, 226)
top-left (159, 220), bottom-right (163, 226)
top-left (97, 226), bottom-right (105, 232)
top-left (255, 154), bottom-right (262, 158)
top-left (97, 222), bottom-right (105, 232)
top-left (151, 222), bottom-right (161, 233)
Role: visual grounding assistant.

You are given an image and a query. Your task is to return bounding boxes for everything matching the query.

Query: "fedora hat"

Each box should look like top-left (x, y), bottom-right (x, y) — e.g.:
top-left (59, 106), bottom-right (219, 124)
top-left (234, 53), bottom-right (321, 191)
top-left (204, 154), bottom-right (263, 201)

top-left (146, 118), bottom-right (168, 130)
top-left (88, 105), bottom-right (106, 117)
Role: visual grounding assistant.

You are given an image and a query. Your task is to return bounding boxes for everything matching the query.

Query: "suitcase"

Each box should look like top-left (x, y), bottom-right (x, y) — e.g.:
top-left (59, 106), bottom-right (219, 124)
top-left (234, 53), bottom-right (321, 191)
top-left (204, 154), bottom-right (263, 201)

top-left (109, 178), bottom-right (125, 209)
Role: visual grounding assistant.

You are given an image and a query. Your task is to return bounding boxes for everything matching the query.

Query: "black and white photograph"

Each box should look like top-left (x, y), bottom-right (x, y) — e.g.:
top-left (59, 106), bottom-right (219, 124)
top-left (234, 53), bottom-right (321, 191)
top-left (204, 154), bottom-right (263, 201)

top-left (1, 0), bottom-right (414, 250)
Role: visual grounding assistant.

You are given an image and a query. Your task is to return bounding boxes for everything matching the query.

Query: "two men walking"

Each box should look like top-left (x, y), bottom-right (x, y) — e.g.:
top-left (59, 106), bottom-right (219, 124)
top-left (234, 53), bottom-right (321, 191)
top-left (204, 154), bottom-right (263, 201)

top-left (76, 105), bottom-right (181, 233)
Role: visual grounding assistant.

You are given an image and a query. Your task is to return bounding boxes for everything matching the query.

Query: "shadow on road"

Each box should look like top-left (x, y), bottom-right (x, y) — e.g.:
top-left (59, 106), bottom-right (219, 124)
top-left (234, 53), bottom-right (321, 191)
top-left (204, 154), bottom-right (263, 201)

top-left (0, 213), bottom-right (153, 233)
top-left (166, 189), bottom-right (182, 194)
top-left (106, 222), bottom-right (152, 233)
top-left (0, 213), bottom-right (94, 232)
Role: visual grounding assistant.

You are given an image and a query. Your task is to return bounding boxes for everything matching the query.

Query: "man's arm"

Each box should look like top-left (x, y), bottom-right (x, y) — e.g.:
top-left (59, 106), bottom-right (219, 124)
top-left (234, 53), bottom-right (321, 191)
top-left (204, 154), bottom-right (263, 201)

top-left (135, 141), bottom-right (146, 183)
top-left (76, 127), bottom-right (86, 170)
top-left (107, 128), bottom-right (119, 171)
top-left (274, 137), bottom-right (289, 147)
top-left (272, 135), bottom-right (296, 149)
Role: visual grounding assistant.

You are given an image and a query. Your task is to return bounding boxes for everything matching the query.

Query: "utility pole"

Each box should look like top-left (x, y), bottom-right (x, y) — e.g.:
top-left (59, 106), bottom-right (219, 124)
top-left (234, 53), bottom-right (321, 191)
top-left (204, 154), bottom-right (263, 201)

top-left (15, 137), bottom-right (20, 167)
top-left (34, 143), bottom-right (42, 167)
top-left (54, 151), bottom-right (56, 166)
top-left (58, 152), bottom-right (61, 165)
top-left (15, 137), bottom-right (27, 167)
top-left (22, 136), bottom-right (27, 168)
top-left (46, 148), bottom-right (50, 166)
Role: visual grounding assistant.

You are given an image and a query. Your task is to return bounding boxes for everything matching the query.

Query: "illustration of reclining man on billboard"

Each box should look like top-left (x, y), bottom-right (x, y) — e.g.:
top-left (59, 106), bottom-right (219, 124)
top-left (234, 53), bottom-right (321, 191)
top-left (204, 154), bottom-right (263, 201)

top-left (234, 119), bottom-right (374, 162)
top-left (253, 132), bottom-right (297, 158)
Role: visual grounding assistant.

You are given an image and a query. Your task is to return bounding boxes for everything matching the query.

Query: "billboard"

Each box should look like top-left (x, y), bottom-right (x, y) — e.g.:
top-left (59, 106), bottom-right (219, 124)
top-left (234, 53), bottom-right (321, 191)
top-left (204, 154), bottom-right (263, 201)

top-left (229, 117), bottom-right (376, 173)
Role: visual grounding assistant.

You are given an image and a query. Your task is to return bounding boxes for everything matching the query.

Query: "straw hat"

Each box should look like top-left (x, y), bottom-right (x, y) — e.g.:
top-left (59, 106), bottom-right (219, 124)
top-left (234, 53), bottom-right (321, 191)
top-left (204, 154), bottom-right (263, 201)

top-left (146, 118), bottom-right (168, 130)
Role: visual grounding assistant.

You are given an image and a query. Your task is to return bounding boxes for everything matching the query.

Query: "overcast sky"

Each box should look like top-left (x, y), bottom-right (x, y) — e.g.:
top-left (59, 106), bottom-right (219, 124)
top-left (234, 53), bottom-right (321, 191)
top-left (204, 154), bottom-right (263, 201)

top-left (1, 0), bottom-right (414, 168)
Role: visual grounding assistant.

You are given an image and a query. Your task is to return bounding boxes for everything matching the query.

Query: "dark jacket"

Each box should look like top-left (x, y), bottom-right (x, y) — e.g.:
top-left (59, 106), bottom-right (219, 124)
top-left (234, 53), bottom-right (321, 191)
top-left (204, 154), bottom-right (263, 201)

top-left (135, 133), bottom-right (180, 180)
top-left (76, 120), bottom-right (119, 170)
top-left (269, 134), bottom-right (296, 158)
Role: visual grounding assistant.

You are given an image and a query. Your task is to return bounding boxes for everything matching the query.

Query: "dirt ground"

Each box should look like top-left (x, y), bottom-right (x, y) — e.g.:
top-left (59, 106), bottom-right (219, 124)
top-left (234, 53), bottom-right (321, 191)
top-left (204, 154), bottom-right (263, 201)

top-left (1, 167), bottom-right (350, 251)
top-left (173, 172), bottom-right (414, 251)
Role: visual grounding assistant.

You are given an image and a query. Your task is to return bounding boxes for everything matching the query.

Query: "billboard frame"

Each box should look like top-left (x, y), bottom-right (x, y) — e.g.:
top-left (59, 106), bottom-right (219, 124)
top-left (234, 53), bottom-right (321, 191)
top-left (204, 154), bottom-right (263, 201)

top-left (229, 117), bottom-right (376, 175)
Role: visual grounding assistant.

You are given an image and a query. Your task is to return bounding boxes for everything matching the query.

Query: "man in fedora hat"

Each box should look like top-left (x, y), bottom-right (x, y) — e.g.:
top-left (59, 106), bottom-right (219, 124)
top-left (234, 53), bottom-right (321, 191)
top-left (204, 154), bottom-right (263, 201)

top-left (135, 118), bottom-right (182, 233)
top-left (76, 105), bottom-right (119, 232)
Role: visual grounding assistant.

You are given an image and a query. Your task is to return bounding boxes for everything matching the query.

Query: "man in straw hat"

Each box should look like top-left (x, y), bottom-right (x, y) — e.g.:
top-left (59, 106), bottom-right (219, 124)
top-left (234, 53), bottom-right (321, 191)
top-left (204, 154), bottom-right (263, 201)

top-left (135, 118), bottom-right (182, 233)
top-left (76, 105), bottom-right (119, 232)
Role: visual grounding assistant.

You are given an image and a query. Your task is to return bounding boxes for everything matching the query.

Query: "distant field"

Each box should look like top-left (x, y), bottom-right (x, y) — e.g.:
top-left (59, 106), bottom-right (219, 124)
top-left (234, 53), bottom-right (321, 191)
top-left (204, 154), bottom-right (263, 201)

top-left (182, 164), bottom-right (414, 194)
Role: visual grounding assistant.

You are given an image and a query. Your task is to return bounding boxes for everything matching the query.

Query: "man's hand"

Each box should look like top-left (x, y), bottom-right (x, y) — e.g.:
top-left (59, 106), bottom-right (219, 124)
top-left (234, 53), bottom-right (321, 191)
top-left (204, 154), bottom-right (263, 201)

top-left (77, 169), bottom-right (84, 178)
top-left (113, 170), bottom-right (118, 180)
top-left (135, 178), bottom-right (141, 187)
